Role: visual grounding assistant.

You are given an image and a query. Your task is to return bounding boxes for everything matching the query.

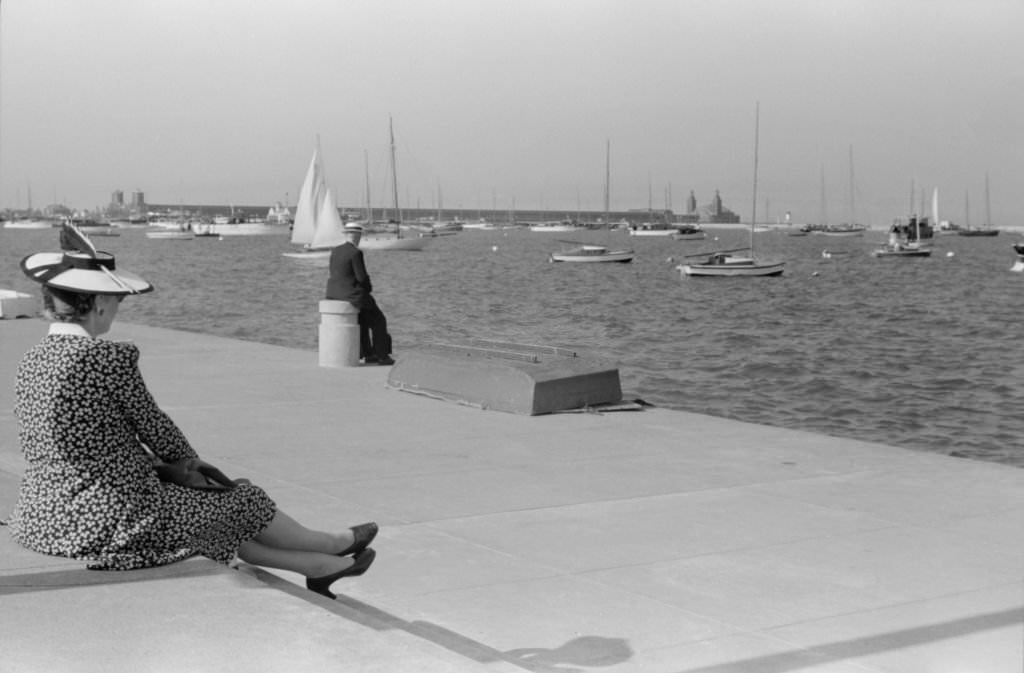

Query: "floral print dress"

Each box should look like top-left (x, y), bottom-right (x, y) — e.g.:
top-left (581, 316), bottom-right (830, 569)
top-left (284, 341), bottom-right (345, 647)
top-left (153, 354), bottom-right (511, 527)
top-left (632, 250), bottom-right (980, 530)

top-left (9, 334), bottom-right (276, 570)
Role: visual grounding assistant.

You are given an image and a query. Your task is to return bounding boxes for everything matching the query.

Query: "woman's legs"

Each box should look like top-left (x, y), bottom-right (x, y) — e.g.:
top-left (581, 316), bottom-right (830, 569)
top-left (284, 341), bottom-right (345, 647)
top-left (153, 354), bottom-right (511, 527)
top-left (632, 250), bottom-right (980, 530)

top-left (253, 509), bottom-right (354, 554)
top-left (237, 539), bottom-right (353, 577)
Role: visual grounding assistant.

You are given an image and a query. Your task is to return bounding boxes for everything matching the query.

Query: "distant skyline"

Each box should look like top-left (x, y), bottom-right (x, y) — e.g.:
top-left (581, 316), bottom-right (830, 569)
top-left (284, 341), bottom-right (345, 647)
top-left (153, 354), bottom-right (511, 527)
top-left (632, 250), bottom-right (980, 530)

top-left (1, 0), bottom-right (1021, 226)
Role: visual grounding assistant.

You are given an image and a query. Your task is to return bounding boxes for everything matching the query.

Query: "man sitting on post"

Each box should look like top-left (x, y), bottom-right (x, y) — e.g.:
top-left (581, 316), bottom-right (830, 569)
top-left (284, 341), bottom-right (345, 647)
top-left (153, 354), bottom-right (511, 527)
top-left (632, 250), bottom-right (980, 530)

top-left (325, 223), bottom-right (395, 365)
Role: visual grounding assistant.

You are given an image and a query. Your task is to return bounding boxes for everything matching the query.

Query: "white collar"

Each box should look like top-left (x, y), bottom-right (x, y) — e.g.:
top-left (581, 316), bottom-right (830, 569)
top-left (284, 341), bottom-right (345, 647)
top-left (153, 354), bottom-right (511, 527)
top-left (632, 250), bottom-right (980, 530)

top-left (48, 323), bottom-right (93, 338)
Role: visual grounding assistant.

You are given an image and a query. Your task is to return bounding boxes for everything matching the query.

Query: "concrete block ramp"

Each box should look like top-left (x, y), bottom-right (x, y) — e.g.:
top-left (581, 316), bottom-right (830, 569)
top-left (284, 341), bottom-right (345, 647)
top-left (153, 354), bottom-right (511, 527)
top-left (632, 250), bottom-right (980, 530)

top-left (387, 339), bottom-right (623, 415)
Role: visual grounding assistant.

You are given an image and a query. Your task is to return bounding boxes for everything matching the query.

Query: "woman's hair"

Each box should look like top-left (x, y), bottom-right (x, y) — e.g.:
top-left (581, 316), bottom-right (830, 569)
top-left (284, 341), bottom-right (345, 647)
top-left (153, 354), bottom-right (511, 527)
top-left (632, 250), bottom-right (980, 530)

top-left (41, 286), bottom-right (96, 323)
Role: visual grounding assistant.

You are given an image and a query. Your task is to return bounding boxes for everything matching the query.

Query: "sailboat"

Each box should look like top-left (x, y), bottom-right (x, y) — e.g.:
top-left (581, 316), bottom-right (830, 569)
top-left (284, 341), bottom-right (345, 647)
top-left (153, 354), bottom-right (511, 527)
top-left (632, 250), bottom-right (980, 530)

top-left (282, 145), bottom-right (347, 259)
top-left (549, 140), bottom-right (634, 263)
top-left (677, 102), bottom-right (785, 277)
top-left (820, 147), bottom-right (866, 236)
top-left (358, 118), bottom-right (431, 252)
top-left (958, 173), bottom-right (999, 237)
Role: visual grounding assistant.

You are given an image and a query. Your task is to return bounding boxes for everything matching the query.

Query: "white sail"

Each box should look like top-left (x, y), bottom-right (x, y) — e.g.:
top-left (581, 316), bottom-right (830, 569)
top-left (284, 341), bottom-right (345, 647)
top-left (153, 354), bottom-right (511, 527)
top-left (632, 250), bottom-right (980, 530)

top-left (931, 187), bottom-right (939, 229)
top-left (309, 187), bottom-right (346, 250)
top-left (290, 148), bottom-right (325, 245)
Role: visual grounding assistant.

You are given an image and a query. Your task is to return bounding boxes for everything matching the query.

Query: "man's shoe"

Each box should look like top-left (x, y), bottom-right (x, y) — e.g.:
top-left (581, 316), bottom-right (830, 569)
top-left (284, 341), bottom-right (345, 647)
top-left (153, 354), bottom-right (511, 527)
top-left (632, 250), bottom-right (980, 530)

top-left (362, 355), bottom-right (378, 364)
top-left (377, 356), bottom-right (395, 366)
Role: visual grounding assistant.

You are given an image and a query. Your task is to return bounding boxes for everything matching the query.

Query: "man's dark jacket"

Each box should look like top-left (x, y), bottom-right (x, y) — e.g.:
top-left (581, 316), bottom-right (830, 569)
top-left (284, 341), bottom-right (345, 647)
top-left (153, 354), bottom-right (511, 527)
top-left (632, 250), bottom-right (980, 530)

top-left (325, 241), bottom-right (371, 308)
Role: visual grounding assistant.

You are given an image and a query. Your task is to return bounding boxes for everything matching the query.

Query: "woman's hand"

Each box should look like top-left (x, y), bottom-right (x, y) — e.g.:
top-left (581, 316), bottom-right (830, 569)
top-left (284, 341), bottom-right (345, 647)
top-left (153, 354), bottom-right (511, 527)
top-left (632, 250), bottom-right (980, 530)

top-left (188, 459), bottom-right (238, 490)
top-left (155, 458), bottom-right (237, 490)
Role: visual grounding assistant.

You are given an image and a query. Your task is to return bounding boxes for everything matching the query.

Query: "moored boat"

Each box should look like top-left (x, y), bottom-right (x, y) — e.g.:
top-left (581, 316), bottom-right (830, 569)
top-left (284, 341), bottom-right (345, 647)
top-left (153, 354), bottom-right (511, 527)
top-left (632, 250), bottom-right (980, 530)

top-left (1012, 242), bottom-right (1024, 272)
top-left (628, 222), bottom-right (676, 237)
top-left (815, 223), bottom-right (866, 236)
top-left (461, 219), bottom-right (498, 230)
top-left (678, 103), bottom-right (784, 278)
top-left (354, 118), bottom-right (431, 252)
top-left (549, 244), bottom-right (634, 263)
top-left (957, 227), bottom-right (999, 237)
top-left (678, 251), bottom-right (785, 277)
top-left (3, 218), bottom-right (58, 229)
top-left (529, 219), bottom-right (588, 233)
top-left (960, 174), bottom-right (1000, 237)
top-left (671, 223), bottom-right (706, 240)
top-left (146, 230), bottom-right (195, 240)
top-left (871, 242), bottom-right (931, 258)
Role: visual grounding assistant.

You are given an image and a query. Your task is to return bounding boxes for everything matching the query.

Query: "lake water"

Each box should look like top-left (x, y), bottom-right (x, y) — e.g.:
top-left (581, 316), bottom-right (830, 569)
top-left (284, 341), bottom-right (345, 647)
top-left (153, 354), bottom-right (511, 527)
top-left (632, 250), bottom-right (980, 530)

top-left (3, 225), bottom-right (1022, 467)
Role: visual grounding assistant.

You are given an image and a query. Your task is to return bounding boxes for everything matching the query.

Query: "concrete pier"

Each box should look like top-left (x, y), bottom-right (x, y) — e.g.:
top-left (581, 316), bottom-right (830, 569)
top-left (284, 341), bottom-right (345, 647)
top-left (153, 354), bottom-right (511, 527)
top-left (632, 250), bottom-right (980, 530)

top-left (1, 319), bottom-right (1021, 672)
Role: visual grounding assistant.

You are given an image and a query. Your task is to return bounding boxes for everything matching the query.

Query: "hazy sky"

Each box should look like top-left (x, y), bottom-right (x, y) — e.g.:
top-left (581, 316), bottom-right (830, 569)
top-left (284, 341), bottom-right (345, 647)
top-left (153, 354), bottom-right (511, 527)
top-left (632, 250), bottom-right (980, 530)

top-left (1, 0), bottom-right (1021, 225)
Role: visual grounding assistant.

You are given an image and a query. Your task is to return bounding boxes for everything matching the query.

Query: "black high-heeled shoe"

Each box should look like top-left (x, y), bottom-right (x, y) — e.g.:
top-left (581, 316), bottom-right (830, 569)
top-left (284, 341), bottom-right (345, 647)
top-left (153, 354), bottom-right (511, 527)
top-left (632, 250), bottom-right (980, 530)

top-left (337, 522), bottom-right (378, 557)
top-left (306, 547), bottom-right (376, 599)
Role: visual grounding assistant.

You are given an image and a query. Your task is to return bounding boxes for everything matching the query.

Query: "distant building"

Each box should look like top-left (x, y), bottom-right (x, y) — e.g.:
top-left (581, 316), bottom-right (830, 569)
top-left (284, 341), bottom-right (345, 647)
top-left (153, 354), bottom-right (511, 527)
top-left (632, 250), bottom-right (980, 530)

top-left (671, 189), bottom-right (740, 224)
top-left (131, 190), bottom-right (146, 209)
top-left (675, 190), bottom-right (700, 223)
top-left (111, 190), bottom-right (124, 206)
top-left (700, 189), bottom-right (740, 224)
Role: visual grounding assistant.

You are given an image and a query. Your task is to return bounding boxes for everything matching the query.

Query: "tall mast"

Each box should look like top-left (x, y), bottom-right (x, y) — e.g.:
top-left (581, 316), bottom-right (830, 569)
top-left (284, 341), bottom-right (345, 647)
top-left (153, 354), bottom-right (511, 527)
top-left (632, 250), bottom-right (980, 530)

top-left (363, 149), bottom-right (371, 223)
top-left (848, 145), bottom-right (855, 226)
top-left (388, 116), bottom-right (401, 237)
top-left (750, 101), bottom-right (760, 251)
top-left (647, 171), bottom-right (652, 219)
top-left (603, 139), bottom-right (610, 226)
top-left (819, 165), bottom-right (826, 225)
top-left (984, 172), bottom-right (992, 226)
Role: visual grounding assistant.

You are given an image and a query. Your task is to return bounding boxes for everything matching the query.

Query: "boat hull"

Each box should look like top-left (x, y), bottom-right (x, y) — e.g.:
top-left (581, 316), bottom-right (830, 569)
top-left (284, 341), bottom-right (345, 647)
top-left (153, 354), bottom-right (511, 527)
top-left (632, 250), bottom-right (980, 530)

top-left (815, 230), bottom-right (865, 237)
top-left (282, 249), bottom-right (332, 260)
top-left (678, 260), bottom-right (785, 277)
top-left (358, 236), bottom-right (431, 251)
top-left (550, 250), bottom-right (634, 263)
top-left (3, 220), bottom-right (56, 229)
top-left (146, 231), bottom-right (194, 240)
top-left (628, 228), bottom-right (676, 237)
top-left (529, 225), bottom-right (588, 233)
top-left (871, 247), bottom-right (931, 258)
top-left (208, 223), bottom-right (289, 236)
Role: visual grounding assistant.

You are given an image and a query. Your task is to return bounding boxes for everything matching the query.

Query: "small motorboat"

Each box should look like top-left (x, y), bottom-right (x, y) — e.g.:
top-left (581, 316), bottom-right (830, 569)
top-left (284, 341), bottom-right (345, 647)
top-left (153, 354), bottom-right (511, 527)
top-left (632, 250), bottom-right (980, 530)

top-left (871, 241), bottom-right (931, 258)
top-left (671, 224), bottom-right (706, 240)
top-left (549, 244), bottom-right (634, 263)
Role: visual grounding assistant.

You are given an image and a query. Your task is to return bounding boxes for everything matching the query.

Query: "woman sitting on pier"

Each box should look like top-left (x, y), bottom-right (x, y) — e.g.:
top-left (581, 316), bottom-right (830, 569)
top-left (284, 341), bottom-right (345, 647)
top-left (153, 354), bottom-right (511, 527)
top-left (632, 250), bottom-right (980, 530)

top-left (9, 226), bottom-right (375, 599)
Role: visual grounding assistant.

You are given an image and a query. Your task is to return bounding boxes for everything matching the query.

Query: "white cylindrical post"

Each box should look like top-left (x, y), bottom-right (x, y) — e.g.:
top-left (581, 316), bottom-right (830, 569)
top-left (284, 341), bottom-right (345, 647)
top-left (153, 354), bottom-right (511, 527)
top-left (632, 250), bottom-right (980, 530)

top-left (318, 300), bottom-right (360, 367)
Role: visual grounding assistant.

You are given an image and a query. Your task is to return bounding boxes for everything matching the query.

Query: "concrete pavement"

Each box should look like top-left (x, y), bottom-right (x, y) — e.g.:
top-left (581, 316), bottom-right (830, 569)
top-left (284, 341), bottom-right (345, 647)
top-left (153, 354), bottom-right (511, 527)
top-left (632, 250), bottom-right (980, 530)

top-left (1, 317), bottom-right (1022, 672)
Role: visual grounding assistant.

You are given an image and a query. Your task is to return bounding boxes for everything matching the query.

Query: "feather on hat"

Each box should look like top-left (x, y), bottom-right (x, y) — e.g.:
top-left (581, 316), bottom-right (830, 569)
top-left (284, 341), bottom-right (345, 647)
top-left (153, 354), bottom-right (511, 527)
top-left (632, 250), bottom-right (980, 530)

top-left (21, 223), bottom-right (153, 295)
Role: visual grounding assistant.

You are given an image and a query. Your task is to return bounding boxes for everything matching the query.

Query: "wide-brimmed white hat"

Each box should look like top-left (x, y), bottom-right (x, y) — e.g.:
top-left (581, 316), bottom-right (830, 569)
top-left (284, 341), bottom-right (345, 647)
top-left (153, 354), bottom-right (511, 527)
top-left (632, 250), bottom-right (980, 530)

top-left (21, 250), bottom-right (153, 296)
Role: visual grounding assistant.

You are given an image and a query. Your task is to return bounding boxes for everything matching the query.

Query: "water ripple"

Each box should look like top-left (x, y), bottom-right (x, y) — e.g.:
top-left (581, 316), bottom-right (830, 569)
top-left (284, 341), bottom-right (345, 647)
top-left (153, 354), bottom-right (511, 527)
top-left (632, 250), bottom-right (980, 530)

top-left (2, 226), bottom-right (1021, 466)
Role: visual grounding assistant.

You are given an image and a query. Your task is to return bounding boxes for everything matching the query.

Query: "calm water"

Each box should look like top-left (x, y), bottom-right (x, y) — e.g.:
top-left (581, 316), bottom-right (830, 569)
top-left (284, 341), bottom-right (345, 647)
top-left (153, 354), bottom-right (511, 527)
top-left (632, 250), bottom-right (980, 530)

top-left (3, 226), bottom-right (1022, 467)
